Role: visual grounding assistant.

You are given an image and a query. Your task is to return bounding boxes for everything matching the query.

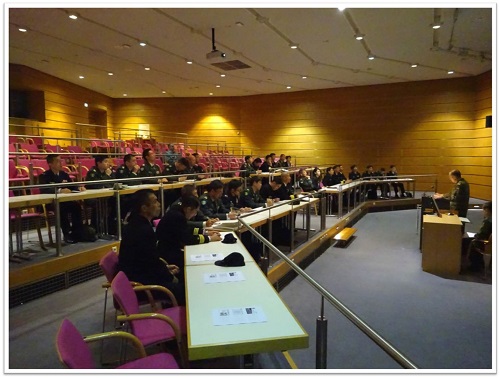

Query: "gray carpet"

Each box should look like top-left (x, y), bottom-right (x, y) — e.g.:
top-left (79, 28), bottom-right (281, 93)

top-left (280, 209), bottom-right (492, 370)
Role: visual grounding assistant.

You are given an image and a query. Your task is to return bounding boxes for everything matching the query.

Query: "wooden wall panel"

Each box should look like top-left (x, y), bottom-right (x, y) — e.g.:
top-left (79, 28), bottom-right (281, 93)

top-left (9, 64), bottom-right (492, 200)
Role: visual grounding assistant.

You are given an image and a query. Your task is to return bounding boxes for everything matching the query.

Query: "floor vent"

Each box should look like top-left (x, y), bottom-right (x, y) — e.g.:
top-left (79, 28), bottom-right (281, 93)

top-left (9, 262), bottom-right (102, 308)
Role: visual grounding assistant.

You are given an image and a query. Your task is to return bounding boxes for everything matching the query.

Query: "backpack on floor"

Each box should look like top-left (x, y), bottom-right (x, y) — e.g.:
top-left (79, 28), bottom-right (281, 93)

top-left (76, 225), bottom-right (98, 242)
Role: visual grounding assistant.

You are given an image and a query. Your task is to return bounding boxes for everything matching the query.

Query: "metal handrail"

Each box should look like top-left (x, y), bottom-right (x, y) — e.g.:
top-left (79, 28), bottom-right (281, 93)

top-left (237, 196), bottom-right (419, 369)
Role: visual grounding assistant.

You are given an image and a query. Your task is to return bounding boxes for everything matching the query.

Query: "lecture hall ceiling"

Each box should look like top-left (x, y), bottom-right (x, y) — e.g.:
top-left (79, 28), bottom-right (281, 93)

top-left (8, 7), bottom-right (493, 98)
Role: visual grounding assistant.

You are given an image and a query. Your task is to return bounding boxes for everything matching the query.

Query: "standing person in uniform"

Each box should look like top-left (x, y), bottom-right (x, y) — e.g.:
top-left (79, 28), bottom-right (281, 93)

top-left (434, 169), bottom-right (470, 217)
top-left (118, 189), bottom-right (185, 304)
top-left (157, 195), bottom-right (222, 282)
top-left (39, 154), bottom-right (85, 244)
top-left (138, 148), bottom-right (166, 184)
top-left (199, 179), bottom-right (238, 220)
top-left (85, 155), bottom-right (116, 235)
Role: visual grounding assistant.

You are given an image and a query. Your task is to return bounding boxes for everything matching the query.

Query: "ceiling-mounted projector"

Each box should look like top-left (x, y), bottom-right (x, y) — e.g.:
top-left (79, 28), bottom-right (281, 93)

top-left (207, 28), bottom-right (226, 60)
top-left (206, 50), bottom-right (226, 59)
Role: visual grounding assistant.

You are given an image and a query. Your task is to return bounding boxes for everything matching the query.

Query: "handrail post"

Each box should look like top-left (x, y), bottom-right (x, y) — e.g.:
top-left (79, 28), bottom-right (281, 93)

top-left (316, 296), bottom-right (328, 369)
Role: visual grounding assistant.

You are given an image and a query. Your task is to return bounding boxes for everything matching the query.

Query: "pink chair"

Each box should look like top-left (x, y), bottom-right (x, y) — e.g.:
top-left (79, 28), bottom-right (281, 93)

top-left (56, 318), bottom-right (179, 369)
top-left (111, 271), bottom-right (187, 367)
top-left (9, 160), bottom-right (29, 185)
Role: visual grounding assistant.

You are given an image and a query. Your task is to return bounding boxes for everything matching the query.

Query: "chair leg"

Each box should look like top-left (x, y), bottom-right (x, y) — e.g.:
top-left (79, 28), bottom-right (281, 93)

top-left (35, 218), bottom-right (47, 251)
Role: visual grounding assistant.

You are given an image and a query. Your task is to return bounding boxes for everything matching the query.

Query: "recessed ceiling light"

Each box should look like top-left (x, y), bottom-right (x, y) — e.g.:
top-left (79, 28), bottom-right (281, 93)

top-left (108, 72), bottom-right (113, 76)
top-left (235, 21), bottom-right (244, 27)
top-left (79, 75), bottom-right (84, 79)
top-left (411, 64), bottom-right (418, 68)
top-left (139, 42), bottom-right (147, 47)
top-left (447, 70), bottom-right (454, 74)
top-left (18, 27), bottom-right (27, 32)
top-left (216, 85), bottom-right (221, 88)
top-left (84, 102), bottom-right (88, 108)
top-left (432, 23), bottom-right (442, 29)
top-left (123, 93), bottom-right (128, 96)
top-left (162, 90), bottom-right (166, 94)
top-left (290, 43), bottom-right (298, 49)
top-left (186, 60), bottom-right (193, 65)
top-left (209, 93), bottom-right (213, 96)
top-left (144, 67), bottom-right (151, 71)
top-left (286, 86), bottom-right (292, 89)
top-left (368, 54), bottom-right (375, 60)
top-left (220, 74), bottom-right (226, 77)
top-left (355, 33), bottom-right (365, 40)
top-left (68, 14), bottom-right (78, 20)
top-left (302, 76), bottom-right (307, 79)
top-left (338, 8), bottom-right (346, 11)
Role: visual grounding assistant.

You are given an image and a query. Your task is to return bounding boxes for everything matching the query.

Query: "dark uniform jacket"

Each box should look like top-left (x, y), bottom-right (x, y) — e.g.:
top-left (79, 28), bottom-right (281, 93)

top-left (222, 194), bottom-right (243, 209)
top-left (475, 217), bottom-right (492, 240)
top-left (118, 214), bottom-right (174, 286)
top-left (39, 169), bottom-right (74, 193)
top-left (349, 171), bottom-right (361, 181)
top-left (362, 171), bottom-right (377, 179)
top-left (331, 172), bottom-right (347, 185)
top-left (169, 198), bottom-right (209, 230)
top-left (260, 184), bottom-right (281, 201)
top-left (138, 161), bottom-right (162, 183)
top-left (444, 178), bottom-right (470, 217)
top-left (322, 173), bottom-right (334, 187)
top-left (115, 164), bottom-right (140, 186)
top-left (192, 164), bottom-right (205, 174)
top-left (278, 183), bottom-right (295, 201)
top-left (241, 188), bottom-right (265, 208)
top-left (199, 194), bottom-right (230, 219)
top-left (162, 165), bottom-right (188, 182)
top-left (156, 207), bottom-right (209, 269)
top-left (298, 176), bottom-right (314, 192)
top-left (85, 167), bottom-right (115, 189)
top-left (260, 161), bottom-right (272, 173)
top-left (311, 177), bottom-right (321, 191)
top-left (240, 162), bottom-right (256, 178)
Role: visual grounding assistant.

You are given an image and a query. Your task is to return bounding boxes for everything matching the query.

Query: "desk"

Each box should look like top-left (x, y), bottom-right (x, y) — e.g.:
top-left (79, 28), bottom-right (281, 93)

top-left (185, 241), bottom-right (308, 361)
top-left (421, 214), bottom-right (462, 275)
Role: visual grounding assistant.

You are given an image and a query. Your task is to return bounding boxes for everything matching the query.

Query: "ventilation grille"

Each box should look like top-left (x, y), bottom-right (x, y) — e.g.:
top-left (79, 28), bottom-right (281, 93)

top-left (211, 60), bottom-right (251, 71)
top-left (9, 262), bottom-right (103, 308)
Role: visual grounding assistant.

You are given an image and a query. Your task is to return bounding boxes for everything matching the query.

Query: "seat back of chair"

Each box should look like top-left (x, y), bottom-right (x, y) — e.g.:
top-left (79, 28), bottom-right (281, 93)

top-left (99, 250), bottom-right (119, 283)
top-left (56, 319), bottom-right (96, 369)
top-left (111, 271), bottom-right (140, 316)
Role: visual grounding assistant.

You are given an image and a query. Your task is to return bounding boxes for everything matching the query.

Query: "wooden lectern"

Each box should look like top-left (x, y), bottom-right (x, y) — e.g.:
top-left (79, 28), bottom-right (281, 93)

top-left (421, 214), bottom-right (462, 276)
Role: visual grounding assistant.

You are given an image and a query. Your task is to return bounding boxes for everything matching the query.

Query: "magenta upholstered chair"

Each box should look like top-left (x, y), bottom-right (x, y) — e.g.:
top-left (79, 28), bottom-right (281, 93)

top-left (56, 318), bottom-right (179, 369)
top-left (111, 271), bottom-right (187, 367)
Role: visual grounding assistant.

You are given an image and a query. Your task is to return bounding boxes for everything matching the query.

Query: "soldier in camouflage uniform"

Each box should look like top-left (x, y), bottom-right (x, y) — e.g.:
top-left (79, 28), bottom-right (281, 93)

top-left (241, 176), bottom-right (266, 208)
top-left (435, 169), bottom-right (470, 217)
top-left (199, 179), bottom-right (237, 220)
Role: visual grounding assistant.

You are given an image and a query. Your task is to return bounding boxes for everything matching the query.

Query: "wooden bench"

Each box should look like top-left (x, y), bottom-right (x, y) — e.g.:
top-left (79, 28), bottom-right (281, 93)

top-left (334, 227), bottom-right (357, 247)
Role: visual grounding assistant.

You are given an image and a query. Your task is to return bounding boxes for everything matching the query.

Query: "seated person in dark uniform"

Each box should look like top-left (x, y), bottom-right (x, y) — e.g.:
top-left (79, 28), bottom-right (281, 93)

top-left (240, 155), bottom-right (256, 179)
top-left (169, 184), bottom-right (218, 230)
top-left (322, 167), bottom-right (335, 187)
top-left (260, 176), bottom-right (283, 203)
top-left (118, 189), bottom-right (185, 304)
top-left (311, 167), bottom-right (323, 191)
top-left (157, 195), bottom-right (222, 282)
top-left (269, 153), bottom-right (277, 168)
top-left (115, 153), bottom-right (141, 219)
top-left (386, 165), bottom-right (406, 198)
top-left (191, 153), bottom-right (205, 173)
top-left (362, 165), bottom-right (378, 199)
top-left (434, 169), bottom-right (470, 218)
top-left (349, 165), bottom-right (361, 181)
top-left (199, 179), bottom-right (237, 220)
top-left (251, 157), bottom-right (262, 172)
top-left (241, 177), bottom-right (266, 208)
top-left (162, 157), bottom-right (189, 182)
top-left (138, 148), bottom-right (167, 184)
top-left (276, 154), bottom-right (287, 168)
top-left (221, 179), bottom-right (252, 212)
top-left (39, 154), bottom-right (85, 244)
top-left (278, 173), bottom-right (295, 201)
top-left (285, 155), bottom-right (292, 167)
top-left (298, 168), bottom-right (314, 192)
top-left (376, 167), bottom-right (390, 198)
top-left (331, 165), bottom-right (347, 185)
top-left (259, 155), bottom-right (273, 185)
top-left (85, 155), bottom-right (117, 235)
top-left (466, 201), bottom-right (492, 272)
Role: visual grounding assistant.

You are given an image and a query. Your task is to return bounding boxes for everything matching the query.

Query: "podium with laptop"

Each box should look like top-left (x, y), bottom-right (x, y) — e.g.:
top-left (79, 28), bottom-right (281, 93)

top-left (420, 195), bottom-right (463, 275)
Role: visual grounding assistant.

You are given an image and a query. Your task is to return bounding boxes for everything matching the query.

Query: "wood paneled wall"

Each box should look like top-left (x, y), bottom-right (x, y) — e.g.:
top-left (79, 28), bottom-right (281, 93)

top-left (9, 65), bottom-right (113, 147)
top-left (9, 64), bottom-right (492, 200)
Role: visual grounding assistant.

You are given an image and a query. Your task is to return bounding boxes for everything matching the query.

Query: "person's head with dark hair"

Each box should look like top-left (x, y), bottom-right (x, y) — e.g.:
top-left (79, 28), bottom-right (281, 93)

top-left (94, 155), bottom-right (110, 172)
top-left (449, 169), bottom-right (462, 183)
top-left (270, 176), bottom-right (283, 190)
top-left (227, 179), bottom-right (243, 197)
top-left (124, 153), bottom-right (134, 164)
top-left (192, 152), bottom-right (200, 163)
top-left (249, 176), bottom-right (262, 191)
top-left (132, 189), bottom-right (160, 220)
top-left (279, 154), bottom-right (286, 161)
top-left (46, 154), bottom-right (63, 172)
top-left (312, 167), bottom-right (322, 178)
top-left (181, 184), bottom-right (197, 199)
top-left (180, 195), bottom-right (201, 220)
top-left (285, 155), bottom-right (291, 161)
top-left (326, 166), bottom-right (334, 175)
top-left (389, 165), bottom-right (397, 173)
top-left (207, 179), bottom-right (224, 199)
top-left (143, 148), bottom-right (155, 163)
top-left (333, 164), bottom-right (340, 172)
top-left (483, 201), bottom-right (492, 212)
top-left (366, 165), bottom-right (374, 173)
top-left (175, 157), bottom-right (190, 171)
top-left (299, 168), bottom-right (307, 177)
top-left (351, 164), bottom-right (358, 171)
top-left (281, 172), bottom-right (291, 184)
top-left (252, 157), bottom-right (262, 168)
top-left (244, 155), bottom-right (253, 164)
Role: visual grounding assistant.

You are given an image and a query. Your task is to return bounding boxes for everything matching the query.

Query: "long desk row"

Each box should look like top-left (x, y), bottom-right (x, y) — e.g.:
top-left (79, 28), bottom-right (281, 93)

top-left (185, 232), bottom-right (309, 361)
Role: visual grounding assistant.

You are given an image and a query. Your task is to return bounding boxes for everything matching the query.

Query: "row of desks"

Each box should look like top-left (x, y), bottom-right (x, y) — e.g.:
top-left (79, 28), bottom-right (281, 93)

top-left (185, 232), bottom-right (308, 361)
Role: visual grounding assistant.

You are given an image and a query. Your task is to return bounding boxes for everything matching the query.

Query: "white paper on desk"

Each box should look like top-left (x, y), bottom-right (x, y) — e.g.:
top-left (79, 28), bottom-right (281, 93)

top-left (459, 217), bottom-right (470, 223)
top-left (203, 271), bottom-right (245, 284)
top-left (212, 306), bottom-right (267, 326)
top-left (190, 253), bottom-right (224, 262)
top-left (466, 232), bottom-right (476, 238)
